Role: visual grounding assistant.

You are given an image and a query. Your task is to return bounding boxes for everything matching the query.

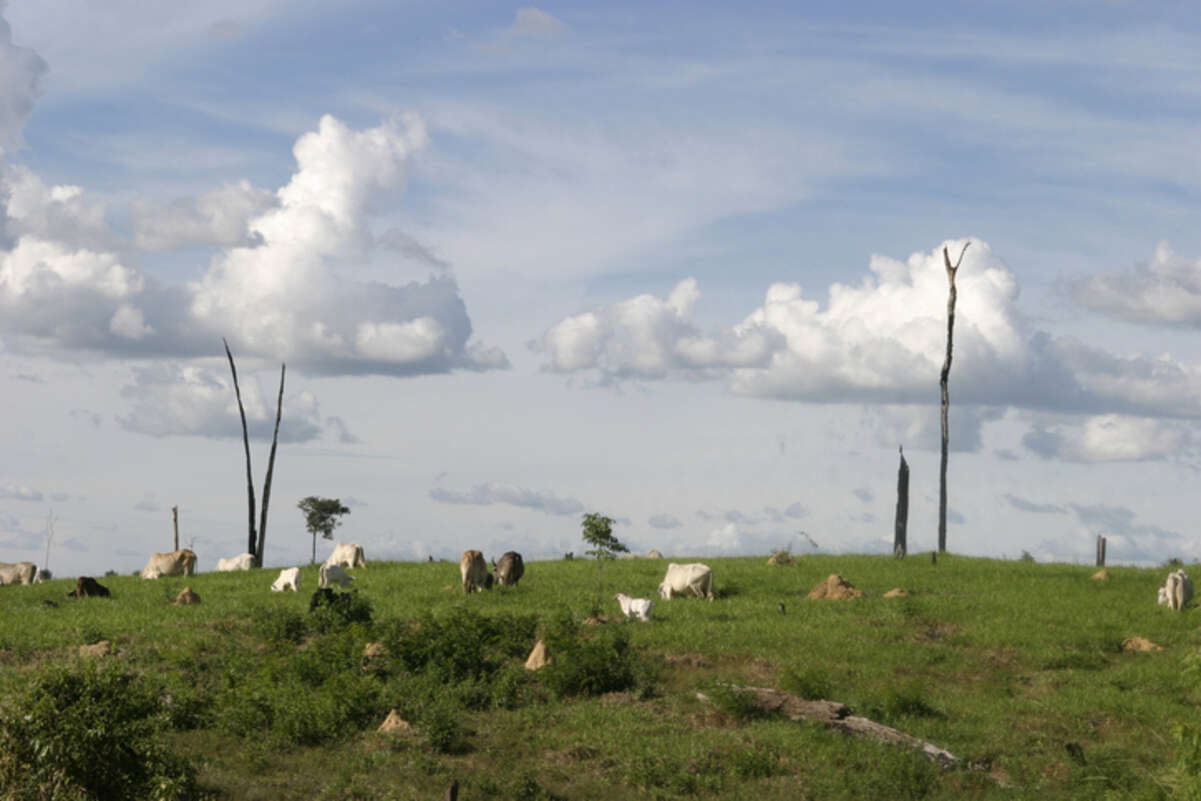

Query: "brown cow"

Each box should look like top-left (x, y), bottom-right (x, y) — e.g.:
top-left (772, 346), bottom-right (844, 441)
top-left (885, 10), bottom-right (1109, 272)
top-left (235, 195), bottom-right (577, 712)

top-left (460, 550), bottom-right (489, 594)
top-left (139, 549), bottom-right (197, 579)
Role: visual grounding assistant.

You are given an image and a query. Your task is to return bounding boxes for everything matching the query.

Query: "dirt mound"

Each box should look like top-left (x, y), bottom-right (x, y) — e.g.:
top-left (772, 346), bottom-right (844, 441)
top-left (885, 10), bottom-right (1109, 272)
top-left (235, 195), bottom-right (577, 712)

top-left (525, 639), bottom-right (551, 671)
top-left (1122, 637), bottom-right (1163, 652)
top-left (377, 709), bottom-right (414, 734)
top-left (1091, 569), bottom-right (1111, 581)
top-left (172, 587), bottom-right (201, 605)
top-left (767, 551), bottom-right (795, 566)
top-left (362, 642), bottom-right (386, 672)
top-left (79, 640), bottom-right (112, 659)
top-left (883, 588), bottom-right (909, 598)
top-left (808, 574), bottom-right (864, 600)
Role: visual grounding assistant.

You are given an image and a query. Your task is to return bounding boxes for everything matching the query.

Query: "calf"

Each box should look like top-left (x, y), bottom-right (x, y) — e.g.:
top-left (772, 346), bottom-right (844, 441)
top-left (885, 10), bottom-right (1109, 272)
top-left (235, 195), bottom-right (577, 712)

top-left (271, 567), bottom-right (301, 592)
top-left (67, 576), bottom-right (110, 598)
top-left (614, 592), bottom-right (653, 621)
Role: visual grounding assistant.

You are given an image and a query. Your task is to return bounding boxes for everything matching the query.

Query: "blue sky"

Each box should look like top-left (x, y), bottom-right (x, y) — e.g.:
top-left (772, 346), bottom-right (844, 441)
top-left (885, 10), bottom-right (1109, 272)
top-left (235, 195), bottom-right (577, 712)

top-left (3, 1), bottom-right (1201, 577)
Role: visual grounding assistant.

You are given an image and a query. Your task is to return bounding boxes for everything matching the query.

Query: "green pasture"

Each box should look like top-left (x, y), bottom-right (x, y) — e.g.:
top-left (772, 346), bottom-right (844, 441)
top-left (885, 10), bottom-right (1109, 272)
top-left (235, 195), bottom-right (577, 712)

top-left (1, 554), bottom-right (1199, 800)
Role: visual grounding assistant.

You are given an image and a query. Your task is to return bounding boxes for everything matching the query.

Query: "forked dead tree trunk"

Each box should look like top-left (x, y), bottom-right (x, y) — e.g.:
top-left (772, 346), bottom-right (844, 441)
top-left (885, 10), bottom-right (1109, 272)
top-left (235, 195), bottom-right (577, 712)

top-left (224, 339), bottom-right (258, 558)
top-left (938, 242), bottom-right (970, 553)
top-left (256, 364), bottom-right (285, 567)
top-left (894, 446), bottom-right (909, 559)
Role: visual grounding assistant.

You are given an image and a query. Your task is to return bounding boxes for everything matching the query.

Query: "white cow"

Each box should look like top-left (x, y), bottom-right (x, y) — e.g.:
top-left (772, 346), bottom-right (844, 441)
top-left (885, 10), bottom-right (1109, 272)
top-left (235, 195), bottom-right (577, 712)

top-left (0, 561), bottom-right (37, 585)
top-left (323, 543), bottom-right (367, 570)
top-left (614, 592), bottom-right (653, 621)
top-left (1159, 569), bottom-right (1194, 611)
top-left (657, 562), bottom-right (715, 601)
top-left (270, 567), bottom-right (301, 592)
top-left (217, 553), bottom-right (256, 572)
top-left (140, 549), bottom-right (197, 579)
top-left (319, 563), bottom-right (354, 589)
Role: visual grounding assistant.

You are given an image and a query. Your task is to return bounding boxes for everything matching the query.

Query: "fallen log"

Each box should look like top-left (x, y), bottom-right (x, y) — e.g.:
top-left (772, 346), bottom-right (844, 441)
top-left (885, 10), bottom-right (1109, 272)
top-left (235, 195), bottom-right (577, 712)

top-left (695, 685), bottom-right (960, 771)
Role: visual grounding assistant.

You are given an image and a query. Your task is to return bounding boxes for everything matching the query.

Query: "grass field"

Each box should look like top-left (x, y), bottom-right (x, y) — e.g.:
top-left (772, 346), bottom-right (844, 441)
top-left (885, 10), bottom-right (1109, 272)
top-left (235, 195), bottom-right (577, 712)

top-left (1, 553), bottom-right (1199, 800)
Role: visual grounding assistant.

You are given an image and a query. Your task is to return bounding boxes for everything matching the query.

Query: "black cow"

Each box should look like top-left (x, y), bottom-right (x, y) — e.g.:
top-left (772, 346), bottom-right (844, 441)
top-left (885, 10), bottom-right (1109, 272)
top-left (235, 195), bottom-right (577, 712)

top-left (67, 576), bottom-right (110, 598)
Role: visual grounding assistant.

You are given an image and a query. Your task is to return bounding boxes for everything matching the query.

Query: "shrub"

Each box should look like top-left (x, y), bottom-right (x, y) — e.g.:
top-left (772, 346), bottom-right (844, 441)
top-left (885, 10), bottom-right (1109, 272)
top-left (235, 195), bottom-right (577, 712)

top-left (307, 591), bottom-right (373, 634)
top-left (0, 662), bottom-right (200, 800)
top-left (540, 611), bottom-right (643, 698)
top-left (419, 699), bottom-right (468, 754)
top-left (247, 605), bottom-right (306, 645)
top-left (703, 684), bottom-right (771, 722)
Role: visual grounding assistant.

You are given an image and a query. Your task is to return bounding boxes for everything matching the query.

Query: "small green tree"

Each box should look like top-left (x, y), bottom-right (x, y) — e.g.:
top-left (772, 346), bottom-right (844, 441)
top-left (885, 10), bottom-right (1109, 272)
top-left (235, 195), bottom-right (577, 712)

top-left (581, 512), bottom-right (627, 616)
top-left (297, 497), bottom-right (350, 564)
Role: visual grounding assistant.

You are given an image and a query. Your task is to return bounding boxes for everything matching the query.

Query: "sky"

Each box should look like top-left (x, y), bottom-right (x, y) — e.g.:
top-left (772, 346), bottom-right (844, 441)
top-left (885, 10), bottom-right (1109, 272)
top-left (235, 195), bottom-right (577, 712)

top-left (3, 0), bottom-right (1201, 577)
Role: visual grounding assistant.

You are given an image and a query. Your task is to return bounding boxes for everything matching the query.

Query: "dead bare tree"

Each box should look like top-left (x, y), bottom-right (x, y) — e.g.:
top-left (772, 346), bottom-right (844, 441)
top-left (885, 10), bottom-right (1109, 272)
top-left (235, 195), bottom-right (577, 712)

top-left (223, 339), bottom-right (285, 566)
top-left (938, 241), bottom-right (970, 553)
top-left (256, 364), bottom-right (285, 566)
top-left (224, 338), bottom-right (258, 559)
top-left (893, 446), bottom-right (909, 559)
top-left (42, 509), bottom-right (56, 574)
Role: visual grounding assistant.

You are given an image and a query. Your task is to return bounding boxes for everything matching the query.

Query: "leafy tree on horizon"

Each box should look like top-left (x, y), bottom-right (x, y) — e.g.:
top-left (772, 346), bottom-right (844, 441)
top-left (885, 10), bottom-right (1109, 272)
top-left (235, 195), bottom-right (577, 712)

top-left (298, 497), bottom-right (350, 564)
top-left (581, 512), bottom-right (627, 616)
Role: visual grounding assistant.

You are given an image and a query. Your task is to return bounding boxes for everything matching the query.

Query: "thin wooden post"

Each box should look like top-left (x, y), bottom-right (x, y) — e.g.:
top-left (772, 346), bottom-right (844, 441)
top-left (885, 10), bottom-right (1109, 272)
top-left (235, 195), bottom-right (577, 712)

top-left (1096, 535), bottom-right (1107, 567)
top-left (894, 446), bottom-right (909, 559)
top-left (172, 506), bottom-right (179, 552)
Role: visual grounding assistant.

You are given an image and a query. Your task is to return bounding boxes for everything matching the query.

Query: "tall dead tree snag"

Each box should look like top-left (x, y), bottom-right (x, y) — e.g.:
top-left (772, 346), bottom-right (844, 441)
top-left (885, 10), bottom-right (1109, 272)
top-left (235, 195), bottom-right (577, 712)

top-left (223, 339), bottom-right (285, 567)
top-left (938, 241), bottom-right (970, 553)
top-left (893, 446), bottom-right (909, 559)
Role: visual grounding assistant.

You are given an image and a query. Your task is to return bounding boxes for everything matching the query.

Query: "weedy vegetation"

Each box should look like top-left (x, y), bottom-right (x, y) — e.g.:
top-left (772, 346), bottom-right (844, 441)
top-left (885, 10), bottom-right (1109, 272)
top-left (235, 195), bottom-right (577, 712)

top-left (0, 554), bottom-right (1199, 799)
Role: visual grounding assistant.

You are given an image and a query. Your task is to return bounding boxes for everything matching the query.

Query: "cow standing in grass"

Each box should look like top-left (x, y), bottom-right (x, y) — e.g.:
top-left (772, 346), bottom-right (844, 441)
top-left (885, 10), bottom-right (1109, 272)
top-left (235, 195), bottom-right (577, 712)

top-left (1159, 569), bottom-right (1194, 611)
top-left (494, 551), bottom-right (524, 587)
top-left (140, 549), bottom-right (197, 579)
top-left (461, 550), bottom-right (490, 593)
top-left (657, 563), bottom-right (715, 601)
top-left (0, 561), bottom-right (37, 585)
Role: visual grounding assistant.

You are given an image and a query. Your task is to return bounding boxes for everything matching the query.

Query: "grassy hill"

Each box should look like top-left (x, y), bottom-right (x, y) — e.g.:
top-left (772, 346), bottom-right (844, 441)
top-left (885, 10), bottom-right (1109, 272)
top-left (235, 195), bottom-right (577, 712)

top-left (0, 553), bottom-right (1198, 800)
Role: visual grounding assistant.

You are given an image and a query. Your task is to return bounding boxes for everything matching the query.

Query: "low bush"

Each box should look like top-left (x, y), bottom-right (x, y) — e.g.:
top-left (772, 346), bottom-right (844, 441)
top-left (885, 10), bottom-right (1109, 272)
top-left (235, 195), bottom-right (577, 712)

top-left (540, 611), bottom-right (644, 698)
top-left (0, 661), bottom-right (200, 800)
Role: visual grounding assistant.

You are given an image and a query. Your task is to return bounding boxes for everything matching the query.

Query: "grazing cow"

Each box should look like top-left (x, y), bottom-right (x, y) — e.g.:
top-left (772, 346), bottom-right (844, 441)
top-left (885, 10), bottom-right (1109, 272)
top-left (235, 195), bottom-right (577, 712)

top-left (271, 567), bottom-right (301, 592)
top-left (67, 576), bottom-right (110, 598)
top-left (614, 592), bottom-right (653, 621)
top-left (324, 543), bottom-right (367, 570)
top-left (0, 561), bottom-right (37, 585)
top-left (139, 549), bottom-right (197, 579)
top-left (319, 563), bottom-right (354, 589)
top-left (1159, 569), bottom-right (1194, 611)
top-left (657, 562), bottom-right (715, 601)
top-left (494, 551), bottom-right (525, 587)
top-left (217, 553), bottom-right (256, 571)
top-left (460, 550), bottom-right (489, 594)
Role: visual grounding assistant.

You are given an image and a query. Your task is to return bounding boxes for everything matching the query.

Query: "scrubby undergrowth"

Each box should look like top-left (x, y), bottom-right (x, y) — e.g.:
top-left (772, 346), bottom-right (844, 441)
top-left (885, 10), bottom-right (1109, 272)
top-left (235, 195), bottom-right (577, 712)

top-left (0, 554), bottom-right (1197, 800)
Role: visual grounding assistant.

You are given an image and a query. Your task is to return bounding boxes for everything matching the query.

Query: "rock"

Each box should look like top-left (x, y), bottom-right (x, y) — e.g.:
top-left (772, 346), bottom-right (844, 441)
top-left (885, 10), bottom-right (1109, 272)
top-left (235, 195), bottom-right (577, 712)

top-left (172, 587), bottom-right (201, 605)
top-left (525, 639), bottom-right (551, 670)
top-left (79, 640), bottom-right (112, 658)
top-left (582, 615), bottom-right (609, 626)
top-left (884, 588), bottom-right (910, 598)
top-left (808, 574), bottom-right (864, 600)
top-left (1122, 637), bottom-right (1163, 652)
top-left (377, 708), bottom-right (414, 734)
top-left (1091, 569), bottom-right (1110, 581)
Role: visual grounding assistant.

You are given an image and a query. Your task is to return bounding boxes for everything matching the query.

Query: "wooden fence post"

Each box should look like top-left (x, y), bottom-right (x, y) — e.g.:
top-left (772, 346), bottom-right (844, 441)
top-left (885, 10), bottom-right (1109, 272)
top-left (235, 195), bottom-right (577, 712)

top-left (1096, 535), bottom-right (1107, 567)
top-left (172, 506), bottom-right (179, 552)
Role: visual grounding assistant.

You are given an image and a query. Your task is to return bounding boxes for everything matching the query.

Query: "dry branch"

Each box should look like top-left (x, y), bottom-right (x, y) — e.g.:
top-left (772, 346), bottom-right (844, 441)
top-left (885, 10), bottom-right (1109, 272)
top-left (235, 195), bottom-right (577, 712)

top-left (696, 685), bottom-right (961, 772)
top-left (938, 241), bottom-right (970, 553)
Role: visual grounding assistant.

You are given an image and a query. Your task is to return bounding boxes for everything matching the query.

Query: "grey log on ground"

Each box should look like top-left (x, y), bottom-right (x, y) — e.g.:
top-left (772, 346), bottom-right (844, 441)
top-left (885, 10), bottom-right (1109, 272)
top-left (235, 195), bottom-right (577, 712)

top-left (695, 686), bottom-right (961, 772)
